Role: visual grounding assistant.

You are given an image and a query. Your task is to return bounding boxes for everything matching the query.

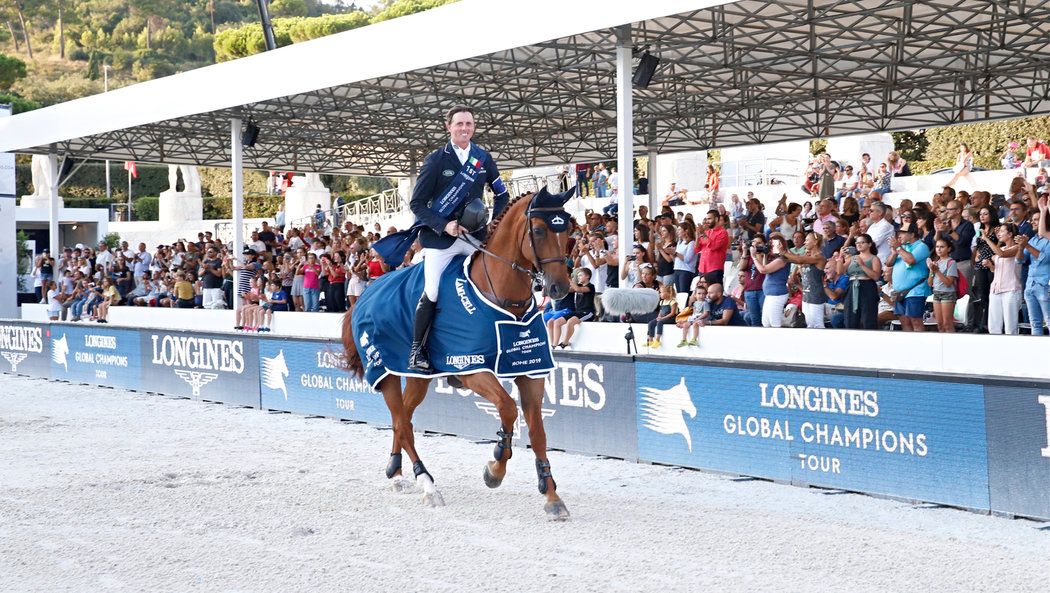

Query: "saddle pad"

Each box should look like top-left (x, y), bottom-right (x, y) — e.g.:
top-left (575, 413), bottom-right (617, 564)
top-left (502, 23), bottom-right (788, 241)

top-left (352, 255), bottom-right (555, 388)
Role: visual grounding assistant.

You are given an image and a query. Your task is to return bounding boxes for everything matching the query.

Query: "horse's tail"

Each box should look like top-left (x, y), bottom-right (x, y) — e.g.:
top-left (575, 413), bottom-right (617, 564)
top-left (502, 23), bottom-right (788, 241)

top-left (341, 307), bottom-right (364, 378)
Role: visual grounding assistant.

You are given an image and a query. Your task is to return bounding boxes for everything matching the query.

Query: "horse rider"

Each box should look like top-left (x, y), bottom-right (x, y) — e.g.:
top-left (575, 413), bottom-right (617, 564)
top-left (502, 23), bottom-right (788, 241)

top-left (408, 104), bottom-right (511, 372)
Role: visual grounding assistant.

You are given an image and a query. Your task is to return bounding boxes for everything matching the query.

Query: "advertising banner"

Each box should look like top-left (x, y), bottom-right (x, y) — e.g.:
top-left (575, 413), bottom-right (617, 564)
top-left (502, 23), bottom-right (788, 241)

top-left (984, 385), bottom-right (1050, 520)
top-left (635, 362), bottom-right (989, 510)
top-left (139, 330), bottom-right (259, 408)
top-left (49, 325), bottom-right (141, 390)
top-left (416, 353), bottom-right (637, 460)
top-left (0, 321), bottom-right (49, 377)
top-left (257, 338), bottom-right (389, 424)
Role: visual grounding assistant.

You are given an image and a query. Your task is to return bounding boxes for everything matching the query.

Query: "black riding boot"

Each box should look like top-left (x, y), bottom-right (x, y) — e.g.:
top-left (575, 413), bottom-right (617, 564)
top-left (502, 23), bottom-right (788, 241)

top-left (408, 295), bottom-right (436, 372)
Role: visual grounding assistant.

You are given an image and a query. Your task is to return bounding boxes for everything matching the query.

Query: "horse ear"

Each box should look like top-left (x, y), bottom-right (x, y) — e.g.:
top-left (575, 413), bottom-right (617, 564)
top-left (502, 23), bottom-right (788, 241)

top-left (557, 185), bottom-right (577, 204)
top-left (535, 186), bottom-right (552, 200)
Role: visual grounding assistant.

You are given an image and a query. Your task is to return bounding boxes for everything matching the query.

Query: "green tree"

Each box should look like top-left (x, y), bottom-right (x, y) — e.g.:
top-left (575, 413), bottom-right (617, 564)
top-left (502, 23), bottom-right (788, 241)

top-left (270, 0), bottom-right (308, 18)
top-left (891, 131), bottom-right (929, 163)
top-left (371, 0), bottom-right (457, 23)
top-left (0, 52), bottom-right (27, 90)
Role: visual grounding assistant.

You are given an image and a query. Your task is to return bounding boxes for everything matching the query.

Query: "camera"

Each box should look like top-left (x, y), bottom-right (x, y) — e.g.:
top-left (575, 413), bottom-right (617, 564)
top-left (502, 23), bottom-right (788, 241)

top-left (846, 246), bottom-right (859, 256)
top-left (754, 245), bottom-right (768, 254)
top-left (626, 255), bottom-right (636, 261)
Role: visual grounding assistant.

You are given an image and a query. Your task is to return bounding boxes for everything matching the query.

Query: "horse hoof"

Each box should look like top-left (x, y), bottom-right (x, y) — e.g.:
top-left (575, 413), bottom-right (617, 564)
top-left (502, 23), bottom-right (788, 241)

top-left (543, 500), bottom-right (570, 521)
top-left (483, 462), bottom-right (504, 489)
top-left (422, 491), bottom-right (446, 508)
top-left (389, 476), bottom-right (415, 493)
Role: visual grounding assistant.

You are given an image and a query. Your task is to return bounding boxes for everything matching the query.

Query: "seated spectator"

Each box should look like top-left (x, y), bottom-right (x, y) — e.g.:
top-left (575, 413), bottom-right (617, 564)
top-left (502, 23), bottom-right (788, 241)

top-left (550, 267), bottom-right (596, 349)
top-left (1002, 142), bottom-right (1021, 169)
top-left (676, 284), bottom-right (710, 347)
top-left (646, 285), bottom-right (679, 348)
top-left (706, 283), bottom-right (746, 326)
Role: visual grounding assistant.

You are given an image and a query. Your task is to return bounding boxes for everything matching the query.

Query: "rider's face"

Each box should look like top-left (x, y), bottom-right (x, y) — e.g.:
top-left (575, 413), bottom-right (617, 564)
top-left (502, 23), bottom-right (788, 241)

top-left (447, 112), bottom-right (475, 148)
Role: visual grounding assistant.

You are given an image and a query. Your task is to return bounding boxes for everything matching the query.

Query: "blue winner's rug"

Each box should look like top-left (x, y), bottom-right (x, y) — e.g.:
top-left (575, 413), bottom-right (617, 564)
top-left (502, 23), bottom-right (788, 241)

top-left (352, 255), bottom-right (555, 388)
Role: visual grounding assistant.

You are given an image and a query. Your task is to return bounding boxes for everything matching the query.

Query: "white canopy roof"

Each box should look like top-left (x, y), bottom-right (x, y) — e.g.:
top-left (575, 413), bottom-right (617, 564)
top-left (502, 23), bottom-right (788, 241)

top-left (1, 0), bottom-right (1048, 175)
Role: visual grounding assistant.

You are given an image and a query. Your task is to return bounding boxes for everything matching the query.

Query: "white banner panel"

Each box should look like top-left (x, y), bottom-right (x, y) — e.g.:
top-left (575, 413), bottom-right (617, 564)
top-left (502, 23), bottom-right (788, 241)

top-left (1, 104), bottom-right (18, 318)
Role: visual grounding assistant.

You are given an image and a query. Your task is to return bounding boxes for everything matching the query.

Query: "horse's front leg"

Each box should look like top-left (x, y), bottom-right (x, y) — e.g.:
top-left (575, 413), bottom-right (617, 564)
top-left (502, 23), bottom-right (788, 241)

top-left (459, 372), bottom-right (517, 489)
top-left (516, 375), bottom-right (569, 521)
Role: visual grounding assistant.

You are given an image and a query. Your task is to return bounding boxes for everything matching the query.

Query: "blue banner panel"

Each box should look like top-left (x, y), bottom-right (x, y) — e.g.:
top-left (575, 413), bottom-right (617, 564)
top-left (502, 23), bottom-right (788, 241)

top-left (138, 330), bottom-right (260, 408)
top-left (415, 353), bottom-right (638, 460)
top-left (48, 325), bottom-right (140, 390)
top-left (984, 385), bottom-right (1050, 520)
top-left (635, 362), bottom-right (989, 510)
top-left (0, 321), bottom-right (49, 378)
top-left (257, 338), bottom-right (389, 424)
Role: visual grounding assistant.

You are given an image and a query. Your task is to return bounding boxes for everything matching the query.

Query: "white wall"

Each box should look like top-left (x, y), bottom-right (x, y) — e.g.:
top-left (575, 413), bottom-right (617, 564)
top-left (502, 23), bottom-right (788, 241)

top-left (654, 150), bottom-right (707, 196)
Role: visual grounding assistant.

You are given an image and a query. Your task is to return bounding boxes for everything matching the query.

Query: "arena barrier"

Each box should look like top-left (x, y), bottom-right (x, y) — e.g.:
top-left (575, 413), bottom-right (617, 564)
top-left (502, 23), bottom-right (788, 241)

top-left (2, 319), bottom-right (1047, 521)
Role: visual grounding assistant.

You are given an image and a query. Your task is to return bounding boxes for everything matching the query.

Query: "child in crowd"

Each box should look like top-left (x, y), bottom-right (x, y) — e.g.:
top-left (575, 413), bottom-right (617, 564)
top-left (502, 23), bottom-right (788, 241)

top-left (676, 284), bottom-right (710, 347)
top-left (928, 238), bottom-right (959, 333)
top-left (647, 284), bottom-right (679, 348)
top-left (258, 281), bottom-right (289, 332)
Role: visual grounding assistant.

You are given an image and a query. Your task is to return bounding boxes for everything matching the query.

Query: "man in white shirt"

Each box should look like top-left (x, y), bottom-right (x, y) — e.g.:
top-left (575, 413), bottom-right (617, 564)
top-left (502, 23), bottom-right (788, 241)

top-left (835, 165), bottom-right (859, 200)
top-left (95, 242), bottom-right (113, 273)
top-left (866, 202), bottom-right (895, 262)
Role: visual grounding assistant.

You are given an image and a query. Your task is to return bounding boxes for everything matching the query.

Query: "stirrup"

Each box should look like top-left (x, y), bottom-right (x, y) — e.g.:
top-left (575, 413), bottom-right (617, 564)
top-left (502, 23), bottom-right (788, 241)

top-left (385, 452), bottom-right (403, 479)
top-left (536, 459), bottom-right (556, 494)
top-left (493, 427), bottom-right (514, 461)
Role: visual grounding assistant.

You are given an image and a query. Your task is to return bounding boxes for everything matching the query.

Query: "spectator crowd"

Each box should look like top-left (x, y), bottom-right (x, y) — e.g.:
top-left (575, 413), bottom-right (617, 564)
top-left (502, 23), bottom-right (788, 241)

top-left (28, 136), bottom-right (1050, 341)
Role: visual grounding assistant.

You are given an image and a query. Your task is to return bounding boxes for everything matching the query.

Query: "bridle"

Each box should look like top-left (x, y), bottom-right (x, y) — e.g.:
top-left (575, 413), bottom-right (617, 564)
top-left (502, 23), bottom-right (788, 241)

top-left (457, 198), bottom-right (568, 314)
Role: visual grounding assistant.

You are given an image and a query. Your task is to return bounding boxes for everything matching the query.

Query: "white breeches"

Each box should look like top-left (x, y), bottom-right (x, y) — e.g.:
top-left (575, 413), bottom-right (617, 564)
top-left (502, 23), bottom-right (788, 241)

top-left (423, 240), bottom-right (477, 301)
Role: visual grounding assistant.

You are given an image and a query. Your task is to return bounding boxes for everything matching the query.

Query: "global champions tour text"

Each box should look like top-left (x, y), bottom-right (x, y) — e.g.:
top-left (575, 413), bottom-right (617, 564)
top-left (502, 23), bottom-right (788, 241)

top-left (723, 382), bottom-right (929, 475)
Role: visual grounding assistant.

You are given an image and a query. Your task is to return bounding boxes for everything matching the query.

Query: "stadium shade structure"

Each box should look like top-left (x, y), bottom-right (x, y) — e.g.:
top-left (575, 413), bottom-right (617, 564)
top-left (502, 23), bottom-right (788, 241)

top-left (2, 0), bottom-right (1050, 281)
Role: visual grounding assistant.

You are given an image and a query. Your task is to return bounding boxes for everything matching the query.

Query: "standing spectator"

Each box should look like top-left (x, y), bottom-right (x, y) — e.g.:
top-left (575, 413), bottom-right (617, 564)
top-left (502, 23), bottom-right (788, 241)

top-left (672, 222), bottom-right (697, 293)
top-left (739, 236), bottom-right (766, 326)
top-left (887, 223), bottom-right (932, 332)
top-left (751, 235), bottom-right (791, 327)
top-left (983, 223), bottom-right (1023, 334)
top-left (322, 251), bottom-right (347, 314)
top-left (739, 197), bottom-right (766, 243)
top-left (132, 243), bottom-right (152, 285)
top-left (783, 232), bottom-right (828, 328)
top-left (620, 245), bottom-right (651, 288)
top-left (928, 237), bottom-right (959, 333)
top-left (652, 224), bottom-right (677, 286)
top-left (695, 210), bottom-right (729, 285)
top-left (769, 198), bottom-right (803, 238)
top-left (867, 202), bottom-right (895, 262)
top-left (275, 202), bottom-right (286, 232)
top-left (818, 154), bottom-right (837, 201)
top-left (821, 220), bottom-right (845, 258)
top-left (706, 164), bottom-right (720, 199)
top-left (971, 205), bottom-right (1000, 332)
top-left (1022, 196), bottom-right (1050, 334)
top-left (576, 164), bottom-right (591, 197)
top-left (839, 234), bottom-right (883, 329)
top-left (934, 199), bottom-right (976, 288)
top-left (300, 253), bottom-right (322, 312)
top-left (823, 258), bottom-right (849, 328)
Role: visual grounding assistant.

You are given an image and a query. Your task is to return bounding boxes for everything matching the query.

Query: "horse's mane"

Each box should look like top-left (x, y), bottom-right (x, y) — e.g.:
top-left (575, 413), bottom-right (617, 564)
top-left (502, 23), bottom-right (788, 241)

top-left (484, 193), bottom-right (531, 246)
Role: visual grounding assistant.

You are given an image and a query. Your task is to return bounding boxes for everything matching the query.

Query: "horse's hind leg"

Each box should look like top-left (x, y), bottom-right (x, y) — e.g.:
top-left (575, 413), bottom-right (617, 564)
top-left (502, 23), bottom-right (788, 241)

top-left (459, 372), bottom-right (518, 489)
top-left (517, 376), bottom-right (569, 521)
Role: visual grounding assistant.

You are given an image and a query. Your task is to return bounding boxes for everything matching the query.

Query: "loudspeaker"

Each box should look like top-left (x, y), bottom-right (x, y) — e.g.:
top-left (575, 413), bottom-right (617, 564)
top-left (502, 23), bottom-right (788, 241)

top-left (242, 121), bottom-right (260, 148)
top-left (632, 52), bottom-right (660, 89)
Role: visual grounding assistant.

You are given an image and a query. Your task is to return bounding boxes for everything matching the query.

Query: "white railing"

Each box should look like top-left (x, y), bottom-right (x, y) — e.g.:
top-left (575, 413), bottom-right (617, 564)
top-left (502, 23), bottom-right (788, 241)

top-left (507, 174), bottom-right (565, 197)
top-left (716, 158), bottom-right (805, 189)
top-left (286, 188), bottom-right (403, 231)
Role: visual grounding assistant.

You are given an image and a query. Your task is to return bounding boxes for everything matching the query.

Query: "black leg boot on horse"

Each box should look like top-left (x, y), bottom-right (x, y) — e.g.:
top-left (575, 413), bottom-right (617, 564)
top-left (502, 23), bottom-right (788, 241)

top-left (408, 295), bottom-right (436, 372)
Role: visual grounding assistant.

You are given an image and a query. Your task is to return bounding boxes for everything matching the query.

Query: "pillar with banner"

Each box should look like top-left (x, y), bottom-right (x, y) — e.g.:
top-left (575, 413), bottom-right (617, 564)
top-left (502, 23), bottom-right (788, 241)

top-left (0, 105), bottom-right (17, 318)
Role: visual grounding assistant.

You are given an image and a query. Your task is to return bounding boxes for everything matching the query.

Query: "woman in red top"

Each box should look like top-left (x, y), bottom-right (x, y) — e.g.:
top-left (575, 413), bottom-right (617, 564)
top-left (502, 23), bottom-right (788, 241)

top-left (322, 251), bottom-right (347, 313)
top-left (706, 164), bottom-right (720, 201)
top-left (367, 248), bottom-right (388, 282)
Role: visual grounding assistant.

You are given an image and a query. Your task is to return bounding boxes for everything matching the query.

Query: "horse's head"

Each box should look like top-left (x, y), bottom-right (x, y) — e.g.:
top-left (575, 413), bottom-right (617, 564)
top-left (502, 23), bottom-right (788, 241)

top-left (520, 186), bottom-right (576, 301)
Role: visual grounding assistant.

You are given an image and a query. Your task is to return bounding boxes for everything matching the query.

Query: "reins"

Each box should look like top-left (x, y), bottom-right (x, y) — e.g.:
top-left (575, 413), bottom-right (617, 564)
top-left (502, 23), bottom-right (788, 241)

top-left (457, 201), bottom-right (566, 314)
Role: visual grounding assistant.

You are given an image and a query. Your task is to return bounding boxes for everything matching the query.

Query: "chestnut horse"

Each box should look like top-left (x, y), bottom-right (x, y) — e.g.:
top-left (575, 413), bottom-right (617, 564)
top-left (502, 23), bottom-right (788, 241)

top-left (341, 187), bottom-right (574, 519)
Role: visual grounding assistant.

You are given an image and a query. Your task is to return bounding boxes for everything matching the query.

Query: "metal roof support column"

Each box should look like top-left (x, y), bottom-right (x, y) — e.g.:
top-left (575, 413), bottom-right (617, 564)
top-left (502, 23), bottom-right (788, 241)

top-left (615, 25), bottom-right (634, 274)
top-left (230, 118), bottom-right (244, 314)
top-left (48, 149), bottom-right (60, 258)
top-left (647, 148), bottom-right (659, 215)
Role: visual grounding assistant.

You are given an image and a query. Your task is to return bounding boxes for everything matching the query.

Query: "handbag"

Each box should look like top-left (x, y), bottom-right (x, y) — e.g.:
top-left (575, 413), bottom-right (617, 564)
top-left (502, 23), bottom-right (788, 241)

top-left (675, 307), bottom-right (693, 322)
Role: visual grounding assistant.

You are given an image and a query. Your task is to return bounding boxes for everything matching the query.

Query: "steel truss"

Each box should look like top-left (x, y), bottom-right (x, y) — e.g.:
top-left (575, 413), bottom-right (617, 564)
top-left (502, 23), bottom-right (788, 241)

top-left (37, 1), bottom-right (1050, 175)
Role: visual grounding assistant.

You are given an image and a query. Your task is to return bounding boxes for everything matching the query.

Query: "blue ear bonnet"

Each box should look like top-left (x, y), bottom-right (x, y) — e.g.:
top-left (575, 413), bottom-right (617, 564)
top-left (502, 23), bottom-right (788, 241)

top-left (529, 186), bottom-right (576, 232)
